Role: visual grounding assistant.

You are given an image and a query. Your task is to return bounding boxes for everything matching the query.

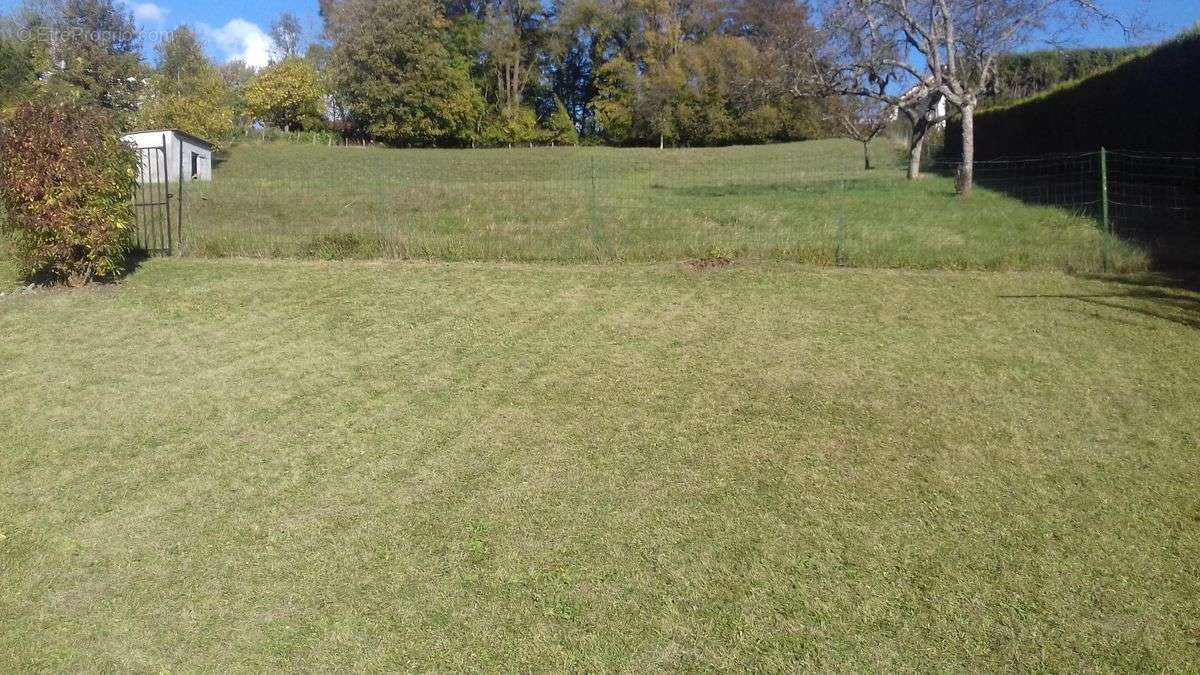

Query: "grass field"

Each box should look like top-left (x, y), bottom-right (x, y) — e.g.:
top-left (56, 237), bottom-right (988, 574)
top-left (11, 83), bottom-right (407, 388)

top-left (2, 258), bottom-right (1198, 670)
top-left (179, 139), bottom-right (1145, 271)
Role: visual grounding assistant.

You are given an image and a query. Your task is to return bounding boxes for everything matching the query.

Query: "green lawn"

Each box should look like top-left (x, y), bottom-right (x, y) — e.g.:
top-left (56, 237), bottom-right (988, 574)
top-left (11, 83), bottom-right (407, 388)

top-left (0, 258), bottom-right (14, 288)
top-left (180, 140), bottom-right (1145, 271)
top-left (2, 258), bottom-right (1197, 670)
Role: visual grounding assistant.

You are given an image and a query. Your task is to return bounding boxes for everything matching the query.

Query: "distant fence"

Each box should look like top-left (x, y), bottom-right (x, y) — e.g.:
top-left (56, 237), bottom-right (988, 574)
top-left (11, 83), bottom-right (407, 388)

top-left (176, 141), bottom-right (1198, 272)
top-left (930, 148), bottom-right (1200, 268)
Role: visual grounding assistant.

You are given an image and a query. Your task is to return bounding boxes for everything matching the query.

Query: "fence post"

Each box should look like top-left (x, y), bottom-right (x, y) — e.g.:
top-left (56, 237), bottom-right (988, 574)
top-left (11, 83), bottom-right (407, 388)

top-left (835, 180), bottom-right (846, 266)
top-left (177, 136), bottom-right (184, 253)
top-left (162, 133), bottom-right (172, 254)
top-left (1100, 146), bottom-right (1111, 272)
top-left (588, 155), bottom-right (598, 231)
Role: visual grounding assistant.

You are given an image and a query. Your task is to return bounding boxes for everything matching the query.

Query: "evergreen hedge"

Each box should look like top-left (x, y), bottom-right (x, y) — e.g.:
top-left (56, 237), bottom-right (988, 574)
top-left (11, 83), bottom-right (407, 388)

top-left (945, 32), bottom-right (1200, 159)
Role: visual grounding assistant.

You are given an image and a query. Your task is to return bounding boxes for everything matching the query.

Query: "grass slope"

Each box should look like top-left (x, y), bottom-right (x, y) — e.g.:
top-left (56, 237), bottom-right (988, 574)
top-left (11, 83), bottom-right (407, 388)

top-left (2, 259), bottom-right (1197, 670)
top-left (180, 139), bottom-right (1142, 271)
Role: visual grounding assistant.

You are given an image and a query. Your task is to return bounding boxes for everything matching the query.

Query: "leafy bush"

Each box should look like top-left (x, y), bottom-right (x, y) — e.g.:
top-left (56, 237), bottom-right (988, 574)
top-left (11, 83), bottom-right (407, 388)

top-left (544, 98), bottom-right (579, 146)
top-left (480, 105), bottom-right (541, 146)
top-left (0, 101), bottom-right (138, 286)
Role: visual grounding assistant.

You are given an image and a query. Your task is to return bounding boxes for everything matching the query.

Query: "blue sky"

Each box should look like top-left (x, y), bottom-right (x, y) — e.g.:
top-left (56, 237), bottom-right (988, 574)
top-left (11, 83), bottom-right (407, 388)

top-left (2, 0), bottom-right (1197, 68)
top-left (1071, 0), bottom-right (1198, 47)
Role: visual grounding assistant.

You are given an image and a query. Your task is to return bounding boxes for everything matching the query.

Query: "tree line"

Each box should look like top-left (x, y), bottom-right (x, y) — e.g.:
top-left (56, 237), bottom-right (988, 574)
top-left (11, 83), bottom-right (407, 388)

top-left (0, 0), bottom-right (1133, 193)
top-left (318, 0), bottom-right (842, 147)
top-left (0, 0), bottom-right (839, 148)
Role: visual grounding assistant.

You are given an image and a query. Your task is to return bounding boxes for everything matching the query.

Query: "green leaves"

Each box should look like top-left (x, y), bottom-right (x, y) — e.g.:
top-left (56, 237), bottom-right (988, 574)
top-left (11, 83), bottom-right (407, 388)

top-left (138, 27), bottom-right (234, 144)
top-left (244, 58), bottom-right (326, 132)
top-left (330, 0), bottom-right (485, 146)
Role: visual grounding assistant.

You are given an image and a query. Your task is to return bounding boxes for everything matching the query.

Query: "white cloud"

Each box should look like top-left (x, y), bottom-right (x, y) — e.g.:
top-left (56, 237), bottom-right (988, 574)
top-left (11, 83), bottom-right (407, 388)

top-left (199, 19), bottom-right (274, 69)
top-left (119, 1), bottom-right (170, 25)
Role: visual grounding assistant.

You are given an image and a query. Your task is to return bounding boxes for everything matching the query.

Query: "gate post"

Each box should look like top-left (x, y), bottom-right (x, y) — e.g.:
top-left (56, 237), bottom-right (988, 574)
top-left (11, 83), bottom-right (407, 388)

top-left (178, 136), bottom-right (185, 253)
top-left (162, 133), bottom-right (173, 253)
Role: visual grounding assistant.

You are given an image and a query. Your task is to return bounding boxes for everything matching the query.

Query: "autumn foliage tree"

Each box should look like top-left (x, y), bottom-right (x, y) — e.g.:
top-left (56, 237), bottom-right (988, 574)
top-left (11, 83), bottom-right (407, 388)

top-left (244, 57), bottom-right (326, 131)
top-left (0, 102), bottom-right (137, 286)
top-left (139, 27), bottom-right (233, 142)
top-left (317, 0), bottom-right (835, 146)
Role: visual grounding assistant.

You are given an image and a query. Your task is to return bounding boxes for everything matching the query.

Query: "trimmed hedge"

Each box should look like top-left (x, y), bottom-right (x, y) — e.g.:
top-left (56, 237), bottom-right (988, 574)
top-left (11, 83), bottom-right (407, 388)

top-left (992, 46), bottom-right (1144, 105)
top-left (946, 32), bottom-right (1200, 159)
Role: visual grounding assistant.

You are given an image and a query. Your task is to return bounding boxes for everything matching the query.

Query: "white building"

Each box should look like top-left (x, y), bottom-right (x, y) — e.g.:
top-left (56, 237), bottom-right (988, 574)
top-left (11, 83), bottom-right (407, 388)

top-left (121, 129), bottom-right (215, 183)
top-left (893, 84), bottom-right (948, 131)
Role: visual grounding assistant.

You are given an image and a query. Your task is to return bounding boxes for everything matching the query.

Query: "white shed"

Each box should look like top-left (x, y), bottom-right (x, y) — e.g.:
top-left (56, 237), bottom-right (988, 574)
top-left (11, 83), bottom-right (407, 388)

top-left (121, 129), bottom-right (216, 183)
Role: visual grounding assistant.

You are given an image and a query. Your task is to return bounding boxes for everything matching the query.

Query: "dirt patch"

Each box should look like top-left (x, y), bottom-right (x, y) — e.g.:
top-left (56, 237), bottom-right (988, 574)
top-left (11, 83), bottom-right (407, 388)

top-left (684, 256), bottom-right (734, 270)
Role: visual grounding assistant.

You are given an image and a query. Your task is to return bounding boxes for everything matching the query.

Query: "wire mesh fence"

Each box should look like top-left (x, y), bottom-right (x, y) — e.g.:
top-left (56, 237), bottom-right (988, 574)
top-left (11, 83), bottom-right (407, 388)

top-left (929, 152), bottom-right (1104, 211)
top-left (174, 141), bottom-right (1196, 273)
top-left (929, 149), bottom-right (1200, 270)
top-left (1105, 150), bottom-right (1200, 269)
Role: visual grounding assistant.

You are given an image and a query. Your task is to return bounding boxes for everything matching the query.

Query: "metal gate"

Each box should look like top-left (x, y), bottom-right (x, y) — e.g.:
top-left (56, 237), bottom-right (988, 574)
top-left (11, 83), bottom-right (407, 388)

top-left (133, 139), bottom-right (183, 255)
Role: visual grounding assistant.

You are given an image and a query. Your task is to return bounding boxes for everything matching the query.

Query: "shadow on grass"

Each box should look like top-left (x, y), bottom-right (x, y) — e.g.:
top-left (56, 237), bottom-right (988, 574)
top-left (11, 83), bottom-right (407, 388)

top-left (928, 157), bottom-right (1200, 273)
top-left (1000, 276), bottom-right (1200, 331)
top-left (45, 251), bottom-right (151, 287)
top-left (1074, 271), bottom-right (1200, 293)
top-left (116, 250), bottom-right (152, 280)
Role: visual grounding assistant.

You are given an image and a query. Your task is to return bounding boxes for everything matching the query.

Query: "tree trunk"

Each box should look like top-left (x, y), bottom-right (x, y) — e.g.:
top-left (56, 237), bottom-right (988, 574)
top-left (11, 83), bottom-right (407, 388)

top-left (959, 103), bottom-right (975, 196)
top-left (907, 116), bottom-right (928, 180)
top-left (862, 141), bottom-right (872, 170)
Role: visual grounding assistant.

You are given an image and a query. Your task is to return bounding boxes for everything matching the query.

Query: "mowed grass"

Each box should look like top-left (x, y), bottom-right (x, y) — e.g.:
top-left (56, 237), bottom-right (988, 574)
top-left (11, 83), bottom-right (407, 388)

top-left (181, 139), bottom-right (1146, 271)
top-left (2, 258), bottom-right (1198, 670)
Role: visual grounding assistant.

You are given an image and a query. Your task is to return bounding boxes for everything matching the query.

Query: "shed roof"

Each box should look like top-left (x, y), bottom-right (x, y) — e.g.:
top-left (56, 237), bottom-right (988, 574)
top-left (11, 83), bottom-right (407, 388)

top-left (123, 129), bottom-right (216, 150)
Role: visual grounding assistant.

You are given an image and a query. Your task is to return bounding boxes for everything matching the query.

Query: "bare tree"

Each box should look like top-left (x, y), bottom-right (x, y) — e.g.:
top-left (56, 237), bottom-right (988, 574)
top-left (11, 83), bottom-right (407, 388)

top-left (270, 11), bottom-right (305, 61)
top-left (895, 86), bottom-right (945, 180)
top-left (813, 0), bottom-right (1123, 194)
top-left (805, 62), bottom-right (945, 179)
top-left (481, 0), bottom-right (542, 109)
top-left (801, 7), bottom-right (946, 180)
top-left (831, 95), bottom-right (894, 170)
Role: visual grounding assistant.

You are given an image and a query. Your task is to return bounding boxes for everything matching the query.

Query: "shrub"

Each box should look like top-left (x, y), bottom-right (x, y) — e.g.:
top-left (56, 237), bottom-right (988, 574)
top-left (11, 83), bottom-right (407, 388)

top-left (0, 101), bottom-right (138, 286)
